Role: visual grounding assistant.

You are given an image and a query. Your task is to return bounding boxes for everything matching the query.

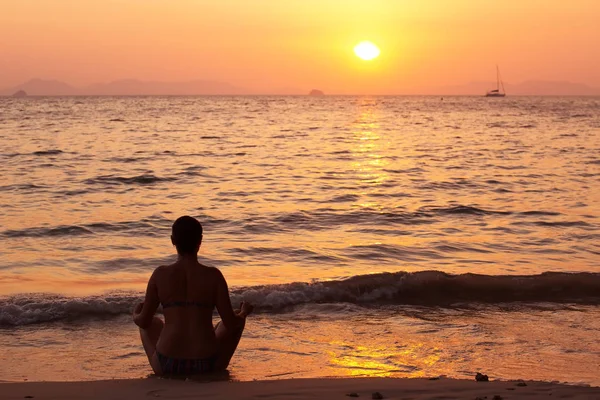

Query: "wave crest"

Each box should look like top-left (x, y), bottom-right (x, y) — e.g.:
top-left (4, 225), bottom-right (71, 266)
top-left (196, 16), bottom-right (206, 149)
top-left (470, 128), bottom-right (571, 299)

top-left (84, 174), bottom-right (176, 186)
top-left (1, 271), bottom-right (599, 326)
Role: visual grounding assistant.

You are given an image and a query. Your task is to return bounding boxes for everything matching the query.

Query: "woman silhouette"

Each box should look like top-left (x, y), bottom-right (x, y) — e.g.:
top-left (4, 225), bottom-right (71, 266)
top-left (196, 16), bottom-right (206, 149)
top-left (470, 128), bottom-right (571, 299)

top-left (133, 216), bottom-right (253, 375)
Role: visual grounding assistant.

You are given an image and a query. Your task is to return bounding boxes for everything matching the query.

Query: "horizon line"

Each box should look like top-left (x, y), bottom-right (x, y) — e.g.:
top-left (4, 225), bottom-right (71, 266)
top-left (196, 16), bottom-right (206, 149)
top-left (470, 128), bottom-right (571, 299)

top-left (4, 94), bottom-right (600, 98)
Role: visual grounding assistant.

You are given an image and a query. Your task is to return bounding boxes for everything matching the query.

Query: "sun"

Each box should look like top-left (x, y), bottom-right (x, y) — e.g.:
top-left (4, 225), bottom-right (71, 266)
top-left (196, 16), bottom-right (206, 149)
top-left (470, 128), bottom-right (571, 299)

top-left (354, 41), bottom-right (380, 61)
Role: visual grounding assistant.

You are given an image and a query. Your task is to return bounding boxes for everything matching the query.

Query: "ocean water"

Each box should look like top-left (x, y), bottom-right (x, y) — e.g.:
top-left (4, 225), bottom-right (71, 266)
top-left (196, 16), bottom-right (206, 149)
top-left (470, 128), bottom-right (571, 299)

top-left (0, 96), bottom-right (599, 384)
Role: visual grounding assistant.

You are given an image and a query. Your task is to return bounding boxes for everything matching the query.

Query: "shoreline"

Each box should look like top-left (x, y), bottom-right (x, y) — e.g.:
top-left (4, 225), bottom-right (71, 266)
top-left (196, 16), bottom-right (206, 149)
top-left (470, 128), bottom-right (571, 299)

top-left (1, 377), bottom-right (599, 400)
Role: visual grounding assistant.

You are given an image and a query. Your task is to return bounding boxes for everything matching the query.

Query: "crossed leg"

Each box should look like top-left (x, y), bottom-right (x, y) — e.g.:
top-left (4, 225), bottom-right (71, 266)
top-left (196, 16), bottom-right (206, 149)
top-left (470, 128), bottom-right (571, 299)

top-left (139, 316), bottom-right (164, 375)
top-left (213, 316), bottom-right (246, 371)
top-left (139, 315), bottom-right (246, 375)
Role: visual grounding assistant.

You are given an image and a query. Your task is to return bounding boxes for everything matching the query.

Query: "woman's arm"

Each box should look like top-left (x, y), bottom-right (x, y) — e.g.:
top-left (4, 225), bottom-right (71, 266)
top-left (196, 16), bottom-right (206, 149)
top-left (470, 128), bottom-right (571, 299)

top-left (214, 269), bottom-right (248, 330)
top-left (133, 268), bottom-right (161, 329)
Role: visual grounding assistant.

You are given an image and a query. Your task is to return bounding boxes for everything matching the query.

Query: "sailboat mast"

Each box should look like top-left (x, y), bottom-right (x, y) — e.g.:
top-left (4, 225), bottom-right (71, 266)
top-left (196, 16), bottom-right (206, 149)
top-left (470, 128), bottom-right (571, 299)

top-left (496, 65), bottom-right (500, 91)
top-left (485, 64), bottom-right (506, 97)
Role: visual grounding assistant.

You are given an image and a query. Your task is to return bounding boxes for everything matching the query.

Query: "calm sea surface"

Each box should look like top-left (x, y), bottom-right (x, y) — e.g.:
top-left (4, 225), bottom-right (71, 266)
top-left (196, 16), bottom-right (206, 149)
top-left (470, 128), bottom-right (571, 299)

top-left (0, 96), bottom-right (599, 383)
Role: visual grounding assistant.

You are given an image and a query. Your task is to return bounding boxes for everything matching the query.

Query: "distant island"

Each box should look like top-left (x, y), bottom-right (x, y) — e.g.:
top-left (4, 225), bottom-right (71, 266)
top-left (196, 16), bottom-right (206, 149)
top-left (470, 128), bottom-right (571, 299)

top-left (309, 89), bottom-right (325, 96)
top-left (11, 90), bottom-right (27, 98)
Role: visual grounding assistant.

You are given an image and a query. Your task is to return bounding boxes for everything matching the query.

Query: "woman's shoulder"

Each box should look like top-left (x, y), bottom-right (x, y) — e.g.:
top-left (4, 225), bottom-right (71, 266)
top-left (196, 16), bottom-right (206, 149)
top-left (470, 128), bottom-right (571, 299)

top-left (154, 263), bottom-right (175, 273)
top-left (198, 264), bottom-right (224, 278)
top-left (151, 263), bottom-right (223, 282)
top-left (150, 263), bottom-right (177, 279)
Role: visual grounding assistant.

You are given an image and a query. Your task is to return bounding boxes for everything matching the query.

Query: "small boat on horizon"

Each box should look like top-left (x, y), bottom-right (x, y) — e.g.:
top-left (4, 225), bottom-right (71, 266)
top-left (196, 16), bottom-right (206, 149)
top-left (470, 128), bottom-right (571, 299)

top-left (485, 65), bottom-right (506, 97)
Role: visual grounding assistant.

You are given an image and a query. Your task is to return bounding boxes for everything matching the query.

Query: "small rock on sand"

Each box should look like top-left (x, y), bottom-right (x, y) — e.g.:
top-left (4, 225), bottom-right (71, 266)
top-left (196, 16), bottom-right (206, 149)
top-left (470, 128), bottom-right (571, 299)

top-left (492, 396), bottom-right (503, 400)
top-left (346, 393), bottom-right (359, 398)
top-left (516, 381), bottom-right (527, 387)
top-left (476, 372), bottom-right (489, 382)
top-left (372, 392), bottom-right (384, 399)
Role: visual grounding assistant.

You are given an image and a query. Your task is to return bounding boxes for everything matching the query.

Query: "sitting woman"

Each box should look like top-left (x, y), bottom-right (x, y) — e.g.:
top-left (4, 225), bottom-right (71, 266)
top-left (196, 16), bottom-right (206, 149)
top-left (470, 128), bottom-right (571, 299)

top-left (133, 215), bottom-right (253, 376)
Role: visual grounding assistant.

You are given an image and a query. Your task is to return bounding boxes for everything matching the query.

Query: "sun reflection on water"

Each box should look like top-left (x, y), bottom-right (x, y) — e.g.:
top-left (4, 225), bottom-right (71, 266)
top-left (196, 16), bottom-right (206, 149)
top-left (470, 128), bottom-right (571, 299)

top-left (326, 339), bottom-right (443, 378)
top-left (351, 100), bottom-right (391, 197)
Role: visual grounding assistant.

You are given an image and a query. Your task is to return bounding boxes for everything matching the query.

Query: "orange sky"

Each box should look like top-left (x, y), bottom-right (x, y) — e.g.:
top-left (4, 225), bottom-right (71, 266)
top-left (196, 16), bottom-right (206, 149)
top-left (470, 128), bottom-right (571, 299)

top-left (0, 0), bottom-right (599, 94)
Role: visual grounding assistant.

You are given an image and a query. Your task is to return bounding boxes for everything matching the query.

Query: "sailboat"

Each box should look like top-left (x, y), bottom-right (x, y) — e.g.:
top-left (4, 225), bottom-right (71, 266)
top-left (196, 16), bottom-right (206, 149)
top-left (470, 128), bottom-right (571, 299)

top-left (485, 65), bottom-right (506, 97)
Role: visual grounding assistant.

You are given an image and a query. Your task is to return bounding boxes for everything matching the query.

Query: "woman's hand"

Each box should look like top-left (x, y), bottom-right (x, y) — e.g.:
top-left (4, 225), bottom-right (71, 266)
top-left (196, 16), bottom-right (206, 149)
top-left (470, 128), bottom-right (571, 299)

top-left (239, 301), bottom-right (254, 317)
top-left (133, 302), bottom-right (144, 316)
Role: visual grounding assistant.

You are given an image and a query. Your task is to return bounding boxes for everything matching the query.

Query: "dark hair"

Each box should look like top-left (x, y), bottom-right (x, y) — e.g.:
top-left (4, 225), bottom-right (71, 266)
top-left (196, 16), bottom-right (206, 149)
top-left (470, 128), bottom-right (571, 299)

top-left (172, 216), bottom-right (203, 255)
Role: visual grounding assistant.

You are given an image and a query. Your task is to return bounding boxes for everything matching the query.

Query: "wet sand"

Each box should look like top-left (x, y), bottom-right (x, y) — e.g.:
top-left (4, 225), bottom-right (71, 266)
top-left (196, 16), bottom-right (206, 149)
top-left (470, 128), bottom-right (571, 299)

top-left (1, 377), bottom-right (598, 400)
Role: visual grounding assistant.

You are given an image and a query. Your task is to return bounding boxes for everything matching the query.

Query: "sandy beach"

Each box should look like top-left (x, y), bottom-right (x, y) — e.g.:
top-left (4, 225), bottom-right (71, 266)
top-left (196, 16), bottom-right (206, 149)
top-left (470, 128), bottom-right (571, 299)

top-left (2, 378), bottom-right (599, 400)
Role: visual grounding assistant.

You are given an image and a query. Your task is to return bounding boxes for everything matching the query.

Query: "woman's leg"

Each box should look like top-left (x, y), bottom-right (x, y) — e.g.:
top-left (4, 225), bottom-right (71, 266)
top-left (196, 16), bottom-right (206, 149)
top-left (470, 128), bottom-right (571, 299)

top-left (213, 316), bottom-right (246, 371)
top-left (139, 316), bottom-right (164, 375)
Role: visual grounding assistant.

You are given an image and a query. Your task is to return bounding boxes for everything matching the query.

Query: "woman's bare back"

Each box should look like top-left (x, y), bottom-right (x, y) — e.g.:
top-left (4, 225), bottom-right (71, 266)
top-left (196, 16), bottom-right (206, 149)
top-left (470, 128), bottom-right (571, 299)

top-left (154, 261), bottom-right (222, 358)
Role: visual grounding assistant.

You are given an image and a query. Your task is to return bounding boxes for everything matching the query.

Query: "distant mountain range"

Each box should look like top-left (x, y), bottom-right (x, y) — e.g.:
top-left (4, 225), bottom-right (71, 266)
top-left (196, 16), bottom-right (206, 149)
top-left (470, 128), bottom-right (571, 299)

top-left (2, 79), bottom-right (78, 96)
top-left (0, 78), bottom-right (248, 96)
top-left (1, 78), bottom-right (599, 96)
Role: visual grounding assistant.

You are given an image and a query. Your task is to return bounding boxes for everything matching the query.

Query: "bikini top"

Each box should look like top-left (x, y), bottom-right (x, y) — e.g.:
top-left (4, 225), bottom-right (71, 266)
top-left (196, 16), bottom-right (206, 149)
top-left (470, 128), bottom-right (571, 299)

top-left (161, 300), bottom-right (214, 309)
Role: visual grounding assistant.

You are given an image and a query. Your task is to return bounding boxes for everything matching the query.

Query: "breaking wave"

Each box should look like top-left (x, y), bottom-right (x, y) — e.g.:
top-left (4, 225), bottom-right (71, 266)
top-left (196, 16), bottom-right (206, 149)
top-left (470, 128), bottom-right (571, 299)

top-left (1, 271), bottom-right (599, 326)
